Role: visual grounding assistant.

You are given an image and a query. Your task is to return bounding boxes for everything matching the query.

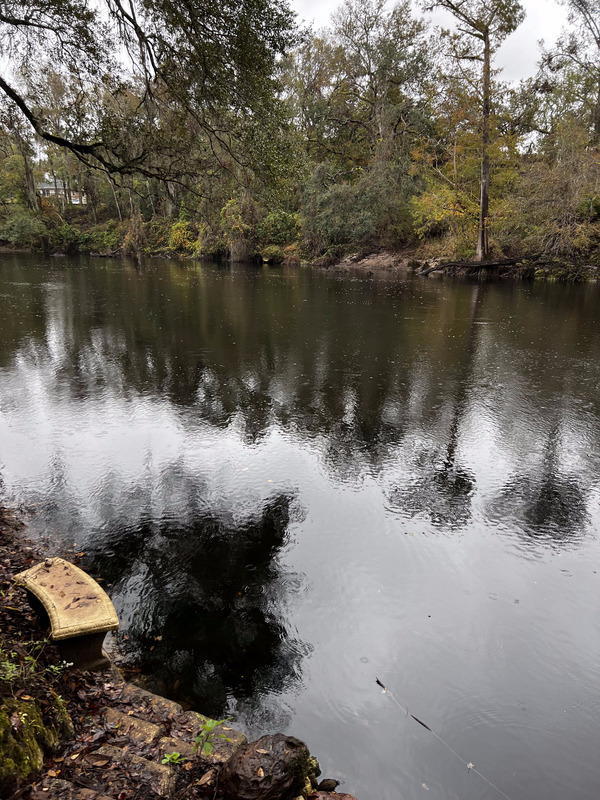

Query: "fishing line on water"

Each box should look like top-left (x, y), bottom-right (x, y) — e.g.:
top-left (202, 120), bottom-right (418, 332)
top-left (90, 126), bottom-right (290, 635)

top-left (375, 678), bottom-right (515, 800)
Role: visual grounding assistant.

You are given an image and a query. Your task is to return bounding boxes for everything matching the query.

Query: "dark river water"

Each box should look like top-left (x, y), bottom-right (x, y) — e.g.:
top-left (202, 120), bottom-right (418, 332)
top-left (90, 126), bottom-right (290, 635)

top-left (2, 253), bottom-right (600, 800)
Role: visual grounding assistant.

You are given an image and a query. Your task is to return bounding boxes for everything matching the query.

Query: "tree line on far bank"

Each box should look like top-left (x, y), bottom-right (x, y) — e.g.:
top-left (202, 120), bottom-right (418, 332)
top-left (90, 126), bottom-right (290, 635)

top-left (0, 0), bottom-right (599, 268)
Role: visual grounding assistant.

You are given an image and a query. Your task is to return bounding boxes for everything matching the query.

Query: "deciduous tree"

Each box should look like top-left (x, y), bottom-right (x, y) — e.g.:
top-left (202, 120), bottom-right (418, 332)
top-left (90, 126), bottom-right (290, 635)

top-left (425, 0), bottom-right (524, 260)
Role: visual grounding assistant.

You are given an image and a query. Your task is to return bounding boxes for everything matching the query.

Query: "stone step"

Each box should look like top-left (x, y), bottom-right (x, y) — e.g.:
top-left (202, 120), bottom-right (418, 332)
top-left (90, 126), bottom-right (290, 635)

top-left (85, 744), bottom-right (176, 797)
top-left (31, 777), bottom-right (113, 800)
top-left (118, 684), bottom-right (183, 722)
top-left (103, 706), bottom-right (164, 745)
top-left (157, 735), bottom-right (198, 760)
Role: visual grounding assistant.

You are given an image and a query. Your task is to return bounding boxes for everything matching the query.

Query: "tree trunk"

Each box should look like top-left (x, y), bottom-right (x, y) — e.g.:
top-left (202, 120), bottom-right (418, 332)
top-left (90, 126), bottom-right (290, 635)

top-left (84, 174), bottom-right (98, 224)
top-left (22, 148), bottom-right (39, 213)
top-left (593, 78), bottom-right (600, 145)
top-left (475, 29), bottom-right (490, 262)
top-left (13, 130), bottom-right (39, 213)
top-left (109, 180), bottom-right (123, 222)
top-left (164, 182), bottom-right (178, 217)
top-left (146, 180), bottom-right (155, 217)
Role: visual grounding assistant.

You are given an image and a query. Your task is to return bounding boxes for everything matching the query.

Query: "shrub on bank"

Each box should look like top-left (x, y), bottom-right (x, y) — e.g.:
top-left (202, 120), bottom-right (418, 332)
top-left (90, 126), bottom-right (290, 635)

top-left (301, 162), bottom-right (417, 258)
top-left (260, 244), bottom-right (285, 263)
top-left (0, 208), bottom-right (48, 249)
top-left (168, 220), bottom-right (196, 253)
top-left (86, 220), bottom-right (125, 253)
top-left (256, 210), bottom-right (300, 246)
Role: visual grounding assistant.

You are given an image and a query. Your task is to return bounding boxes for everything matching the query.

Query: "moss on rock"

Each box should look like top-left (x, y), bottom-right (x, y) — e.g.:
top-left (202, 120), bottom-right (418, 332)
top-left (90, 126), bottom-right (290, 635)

top-left (0, 696), bottom-right (73, 785)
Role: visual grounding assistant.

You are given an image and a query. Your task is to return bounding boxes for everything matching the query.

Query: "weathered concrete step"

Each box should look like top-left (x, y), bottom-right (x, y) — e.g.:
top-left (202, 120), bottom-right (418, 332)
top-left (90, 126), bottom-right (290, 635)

top-left (31, 777), bottom-right (113, 800)
top-left (103, 706), bottom-right (164, 744)
top-left (118, 683), bottom-right (183, 722)
top-left (85, 744), bottom-right (176, 797)
top-left (170, 710), bottom-right (247, 764)
top-left (158, 735), bottom-right (197, 759)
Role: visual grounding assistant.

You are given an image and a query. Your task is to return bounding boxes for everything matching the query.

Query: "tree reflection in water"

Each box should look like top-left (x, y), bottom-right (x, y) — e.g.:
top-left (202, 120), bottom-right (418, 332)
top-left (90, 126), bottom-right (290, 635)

top-left (83, 493), bottom-right (309, 720)
top-left (488, 420), bottom-right (589, 543)
top-left (385, 285), bottom-right (483, 528)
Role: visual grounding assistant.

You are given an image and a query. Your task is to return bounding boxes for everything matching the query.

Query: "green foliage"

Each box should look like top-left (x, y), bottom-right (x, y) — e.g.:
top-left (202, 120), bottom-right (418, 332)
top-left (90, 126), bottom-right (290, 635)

top-left (168, 221), bottom-right (195, 253)
top-left (0, 0), bottom-right (298, 190)
top-left (576, 196), bottom-right (600, 221)
top-left (161, 751), bottom-right (186, 765)
top-left (493, 118), bottom-right (600, 260)
top-left (256, 210), bottom-right (300, 245)
top-left (1, 699), bottom-right (46, 782)
top-left (54, 222), bottom-right (85, 254)
top-left (0, 0), bottom-right (598, 266)
top-left (0, 693), bottom-right (72, 787)
top-left (302, 163), bottom-right (417, 257)
top-left (143, 218), bottom-right (172, 254)
top-left (0, 209), bottom-right (47, 248)
top-left (0, 640), bottom-right (69, 686)
top-left (411, 182), bottom-right (479, 257)
top-left (260, 244), bottom-right (285, 262)
top-left (86, 220), bottom-right (124, 253)
top-left (220, 197), bottom-right (261, 246)
top-left (193, 717), bottom-right (232, 757)
top-left (192, 224), bottom-right (228, 260)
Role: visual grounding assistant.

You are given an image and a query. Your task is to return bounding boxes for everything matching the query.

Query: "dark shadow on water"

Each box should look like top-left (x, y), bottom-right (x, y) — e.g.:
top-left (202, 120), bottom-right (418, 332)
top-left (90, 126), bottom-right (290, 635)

top-left (83, 493), bottom-right (309, 719)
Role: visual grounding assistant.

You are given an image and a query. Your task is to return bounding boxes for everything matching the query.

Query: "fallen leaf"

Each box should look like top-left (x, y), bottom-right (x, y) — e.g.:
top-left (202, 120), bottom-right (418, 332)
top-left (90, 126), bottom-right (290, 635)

top-left (198, 770), bottom-right (216, 786)
top-left (91, 758), bottom-right (110, 767)
top-left (47, 770), bottom-right (60, 778)
top-left (21, 695), bottom-right (32, 701)
top-left (257, 767), bottom-right (265, 778)
top-left (256, 749), bottom-right (269, 754)
top-left (70, 753), bottom-right (81, 760)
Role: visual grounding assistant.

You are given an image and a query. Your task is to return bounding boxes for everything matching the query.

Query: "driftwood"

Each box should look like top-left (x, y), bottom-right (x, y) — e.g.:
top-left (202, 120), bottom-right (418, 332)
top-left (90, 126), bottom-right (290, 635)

top-left (419, 254), bottom-right (542, 276)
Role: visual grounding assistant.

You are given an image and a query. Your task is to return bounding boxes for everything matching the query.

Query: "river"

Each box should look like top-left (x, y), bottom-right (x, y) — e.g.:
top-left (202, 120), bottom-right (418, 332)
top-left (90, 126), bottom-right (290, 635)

top-left (1, 253), bottom-right (600, 800)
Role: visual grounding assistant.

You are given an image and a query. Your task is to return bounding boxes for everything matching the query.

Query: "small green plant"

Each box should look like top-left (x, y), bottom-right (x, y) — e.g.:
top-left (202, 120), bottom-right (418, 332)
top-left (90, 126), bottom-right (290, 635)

top-left (0, 655), bottom-right (19, 683)
top-left (193, 717), bottom-right (232, 756)
top-left (161, 751), bottom-right (187, 765)
top-left (0, 640), bottom-right (70, 687)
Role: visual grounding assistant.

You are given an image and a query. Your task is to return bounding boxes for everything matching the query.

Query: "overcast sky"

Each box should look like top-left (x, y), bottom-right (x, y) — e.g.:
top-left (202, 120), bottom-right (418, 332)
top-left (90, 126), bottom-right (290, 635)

top-left (290, 0), bottom-right (570, 83)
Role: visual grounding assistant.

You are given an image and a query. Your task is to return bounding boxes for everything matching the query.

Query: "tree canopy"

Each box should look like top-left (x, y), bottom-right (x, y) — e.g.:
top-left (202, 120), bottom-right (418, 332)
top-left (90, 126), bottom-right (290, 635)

top-left (0, 0), bottom-right (298, 180)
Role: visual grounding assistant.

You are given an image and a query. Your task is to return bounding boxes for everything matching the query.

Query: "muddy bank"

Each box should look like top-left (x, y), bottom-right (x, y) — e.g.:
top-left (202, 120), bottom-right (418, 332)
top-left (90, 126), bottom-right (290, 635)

top-left (325, 250), bottom-right (420, 273)
top-left (325, 248), bottom-right (600, 281)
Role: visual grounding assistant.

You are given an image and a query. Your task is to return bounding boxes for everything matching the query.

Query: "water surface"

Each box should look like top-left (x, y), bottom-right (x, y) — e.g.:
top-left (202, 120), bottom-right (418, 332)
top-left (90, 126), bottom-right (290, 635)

top-left (2, 253), bottom-right (600, 800)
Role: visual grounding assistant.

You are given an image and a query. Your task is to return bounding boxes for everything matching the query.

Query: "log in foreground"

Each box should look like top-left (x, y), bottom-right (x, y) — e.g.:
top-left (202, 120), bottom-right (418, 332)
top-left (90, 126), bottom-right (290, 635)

top-left (14, 557), bottom-right (119, 670)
